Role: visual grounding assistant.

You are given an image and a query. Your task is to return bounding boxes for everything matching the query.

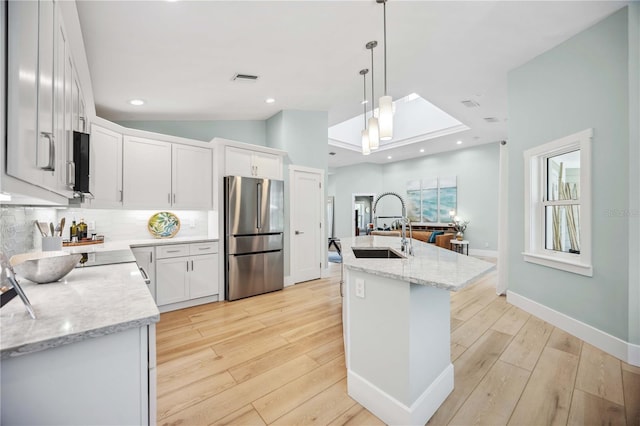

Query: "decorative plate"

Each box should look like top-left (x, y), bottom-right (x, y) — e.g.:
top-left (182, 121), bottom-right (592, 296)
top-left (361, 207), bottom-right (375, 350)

top-left (148, 212), bottom-right (181, 239)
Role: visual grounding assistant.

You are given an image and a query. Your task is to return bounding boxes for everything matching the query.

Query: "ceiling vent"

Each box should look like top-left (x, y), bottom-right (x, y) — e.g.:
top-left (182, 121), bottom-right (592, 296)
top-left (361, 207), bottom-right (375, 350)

top-left (461, 100), bottom-right (480, 108)
top-left (232, 73), bottom-right (259, 82)
top-left (483, 117), bottom-right (500, 123)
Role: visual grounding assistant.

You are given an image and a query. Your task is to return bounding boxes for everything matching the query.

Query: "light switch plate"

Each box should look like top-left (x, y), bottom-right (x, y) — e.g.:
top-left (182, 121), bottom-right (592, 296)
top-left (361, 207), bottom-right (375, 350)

top-left (355, 278), bottom-right (365, 298)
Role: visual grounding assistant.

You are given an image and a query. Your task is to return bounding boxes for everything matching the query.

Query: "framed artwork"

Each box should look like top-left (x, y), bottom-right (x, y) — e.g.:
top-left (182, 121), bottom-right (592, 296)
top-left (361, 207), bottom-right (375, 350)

top-left (407, 176), bottom-right (457, 223)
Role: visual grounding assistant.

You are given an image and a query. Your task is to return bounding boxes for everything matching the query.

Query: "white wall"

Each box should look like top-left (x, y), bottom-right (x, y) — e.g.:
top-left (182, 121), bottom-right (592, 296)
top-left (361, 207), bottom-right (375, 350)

top-left (507, 7), bottom-right (635, 342)
top-left (328, 143), bottom-right (500, 251)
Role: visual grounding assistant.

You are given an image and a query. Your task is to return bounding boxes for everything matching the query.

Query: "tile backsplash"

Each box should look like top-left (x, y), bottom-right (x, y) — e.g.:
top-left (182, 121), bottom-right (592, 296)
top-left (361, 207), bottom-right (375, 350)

top-left (1, 206), bottom-right (212, 258)
top-left (0, 206), bottom-right (59, 257)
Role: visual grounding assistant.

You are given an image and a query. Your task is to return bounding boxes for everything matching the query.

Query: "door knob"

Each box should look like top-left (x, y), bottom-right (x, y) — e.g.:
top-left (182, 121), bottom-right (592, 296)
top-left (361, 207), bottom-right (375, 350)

top-left (295, 230), bottom-right (304, 235)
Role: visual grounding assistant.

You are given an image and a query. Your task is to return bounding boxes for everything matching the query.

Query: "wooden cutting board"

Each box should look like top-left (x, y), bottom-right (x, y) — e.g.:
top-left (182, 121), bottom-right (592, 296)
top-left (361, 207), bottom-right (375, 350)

top-left (62, 240), bottom-right (104, 247)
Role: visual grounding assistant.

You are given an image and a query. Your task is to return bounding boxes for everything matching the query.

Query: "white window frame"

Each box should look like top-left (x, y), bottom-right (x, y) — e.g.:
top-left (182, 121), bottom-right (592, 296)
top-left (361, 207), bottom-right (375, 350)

top-left (523, 128), bottom-right (593, 277)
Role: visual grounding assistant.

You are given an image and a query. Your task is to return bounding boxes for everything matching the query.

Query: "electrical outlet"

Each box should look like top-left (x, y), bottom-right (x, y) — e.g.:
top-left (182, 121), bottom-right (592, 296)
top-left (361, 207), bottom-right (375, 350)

top-left (87, 253), bottom-right (96, 263)
top-left (355, 278), bottom-right (365, 298)
top-left (190, 218), bottom-right (196, 228)
top-left (88, 221), bottom-right (95, 231)
top-left (484, 242), bottom-right (489, 248)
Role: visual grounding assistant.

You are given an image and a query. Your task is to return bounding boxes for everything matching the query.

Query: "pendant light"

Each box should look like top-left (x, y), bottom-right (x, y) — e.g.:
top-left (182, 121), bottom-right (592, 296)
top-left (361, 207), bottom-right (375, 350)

top-left (377, 0), bottom-right (393, 141)
top-left (366, 41), bottom-right (380, 150)
top-left (360, 69), bottom-right (371, 156)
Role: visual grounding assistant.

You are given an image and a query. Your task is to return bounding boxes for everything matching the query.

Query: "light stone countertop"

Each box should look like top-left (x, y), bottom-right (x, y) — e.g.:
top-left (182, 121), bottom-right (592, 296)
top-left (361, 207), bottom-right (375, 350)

top-left (341, 236), bottom-right (495, 291)
top-left (62, 236), bottom-right (219, 254)
top-left (0, 262), bottom-right (160, 359)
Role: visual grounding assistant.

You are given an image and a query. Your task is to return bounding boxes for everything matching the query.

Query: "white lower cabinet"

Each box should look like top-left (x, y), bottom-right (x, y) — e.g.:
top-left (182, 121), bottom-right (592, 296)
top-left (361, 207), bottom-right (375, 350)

top-left (156, 256), bottom-right (190, 305)
top-left (1, 325), bottom-right (154, 425)
top-left (154, 242), bottom-right (219, 310)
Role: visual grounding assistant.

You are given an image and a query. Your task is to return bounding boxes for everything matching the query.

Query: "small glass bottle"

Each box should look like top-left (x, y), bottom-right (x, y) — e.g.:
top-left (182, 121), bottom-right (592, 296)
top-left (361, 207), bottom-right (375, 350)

top-left (70, 220), bottom-right (78, 243)
top-left (78, 219), bottom-right (88, 240)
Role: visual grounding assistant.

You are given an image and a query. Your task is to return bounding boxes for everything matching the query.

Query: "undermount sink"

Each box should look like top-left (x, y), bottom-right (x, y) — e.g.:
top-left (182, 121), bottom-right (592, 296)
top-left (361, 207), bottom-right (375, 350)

top-left (352, 247), bottom-right (404, 259)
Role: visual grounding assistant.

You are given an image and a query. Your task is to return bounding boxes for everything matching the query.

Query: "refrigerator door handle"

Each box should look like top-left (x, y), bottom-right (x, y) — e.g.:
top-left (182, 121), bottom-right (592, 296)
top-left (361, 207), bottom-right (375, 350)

top-left (256, 182), bottom-right (262, 230)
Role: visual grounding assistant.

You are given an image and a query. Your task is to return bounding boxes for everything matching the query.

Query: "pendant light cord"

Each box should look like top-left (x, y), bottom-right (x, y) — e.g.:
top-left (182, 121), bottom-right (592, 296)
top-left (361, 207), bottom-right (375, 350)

top-left (363, 73), bottom-right (368, 126)
top-left (383, 0), bottom-right (387, 96)
top-left (370, 47), bottom-right (375, 113)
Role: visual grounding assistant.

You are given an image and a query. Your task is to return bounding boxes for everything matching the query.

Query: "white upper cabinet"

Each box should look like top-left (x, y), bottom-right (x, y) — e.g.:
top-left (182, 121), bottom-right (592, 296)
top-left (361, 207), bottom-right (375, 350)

top-left (87, 125), bottom-right (123, 208)
top-left (7, 0), bottom-right (45, 187)
top-left (225, 146), bottom-right (282, 180)
top-left (122, 136), bottom-right (172, 209)
top-left (6, 0), bottom-right (84, 199)
top-left (172, 144), bottom-right (212, 210)
top-left (122, 136), bottom-right (212, 210)
top-left (37, 0), bottom-right (55, 180)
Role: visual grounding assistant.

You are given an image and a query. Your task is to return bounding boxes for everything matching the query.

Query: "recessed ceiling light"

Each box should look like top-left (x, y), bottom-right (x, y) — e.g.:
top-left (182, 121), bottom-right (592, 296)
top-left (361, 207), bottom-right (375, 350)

top-left (265, 98), bottom-right (275, 104)
top-left (419, 148), bottom-right (425, 153)
top-left (129, 99), bottom-right (145, 106)
top-left (456, 140), bottom-right (463, 145)
top-left (387, 156), bottom-right (392, 160)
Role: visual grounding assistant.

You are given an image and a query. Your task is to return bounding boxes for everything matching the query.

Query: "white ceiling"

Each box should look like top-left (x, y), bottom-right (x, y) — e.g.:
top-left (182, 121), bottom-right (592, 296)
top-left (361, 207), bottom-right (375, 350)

top-left (76, 0), bottom-right (628, 168)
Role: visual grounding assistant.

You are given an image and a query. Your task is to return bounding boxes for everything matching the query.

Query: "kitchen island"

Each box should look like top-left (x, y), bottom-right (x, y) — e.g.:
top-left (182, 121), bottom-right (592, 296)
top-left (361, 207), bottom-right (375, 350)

top-left (341, 236), bottom-right (495, 425)
top-left (1, 262), bottom-right (160, 425)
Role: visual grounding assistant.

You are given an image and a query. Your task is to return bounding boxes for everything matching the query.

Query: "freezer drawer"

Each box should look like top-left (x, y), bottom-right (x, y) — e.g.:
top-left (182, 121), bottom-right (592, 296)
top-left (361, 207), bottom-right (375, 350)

top-left (226, 250), bottom-right (283, 301)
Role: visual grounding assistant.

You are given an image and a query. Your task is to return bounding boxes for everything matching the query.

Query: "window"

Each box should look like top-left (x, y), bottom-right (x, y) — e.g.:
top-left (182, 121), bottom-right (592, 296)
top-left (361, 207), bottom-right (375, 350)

top-left (523, 129), bottom-right (592, 276)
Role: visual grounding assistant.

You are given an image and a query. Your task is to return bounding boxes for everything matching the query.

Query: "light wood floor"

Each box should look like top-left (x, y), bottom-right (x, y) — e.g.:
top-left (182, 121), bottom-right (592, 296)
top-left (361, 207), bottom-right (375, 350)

top-left (156, 262), bottom-right (640, 426)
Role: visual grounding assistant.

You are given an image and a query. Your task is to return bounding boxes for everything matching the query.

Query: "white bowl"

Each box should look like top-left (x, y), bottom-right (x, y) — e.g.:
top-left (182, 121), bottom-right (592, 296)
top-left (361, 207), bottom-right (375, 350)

top-left (10, 251), bottom-right (82, 284)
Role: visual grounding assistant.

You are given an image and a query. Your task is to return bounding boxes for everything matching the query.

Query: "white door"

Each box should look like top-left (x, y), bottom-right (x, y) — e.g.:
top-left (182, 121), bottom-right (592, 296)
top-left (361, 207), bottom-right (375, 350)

top-left (156, 257), bottom-right (189, 306)
top-left (253, 152), bottom-right (283, 179)
top-left (291, 167), bottom-right (323, 283)
top-left (189, 254), bottom-right (218, 299)
top-left (89, 125), bottom-right (123, 207)
top-left (122, 136), bottom-right (172, 208)
top-left (225, 146), bottom-right (254, 177)
top-left (172, 144), bottom-right (212, 209)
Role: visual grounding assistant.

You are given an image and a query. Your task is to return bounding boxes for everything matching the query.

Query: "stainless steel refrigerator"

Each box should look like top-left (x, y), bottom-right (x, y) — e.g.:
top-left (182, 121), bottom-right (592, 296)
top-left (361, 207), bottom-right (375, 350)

top-left (224, 176), bottom-right (284, 301)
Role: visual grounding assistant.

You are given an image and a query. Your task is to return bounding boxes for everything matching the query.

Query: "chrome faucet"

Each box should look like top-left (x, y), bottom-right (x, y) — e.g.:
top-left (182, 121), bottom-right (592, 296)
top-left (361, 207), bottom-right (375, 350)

top-left (372, 192), bottom-right (413, 255)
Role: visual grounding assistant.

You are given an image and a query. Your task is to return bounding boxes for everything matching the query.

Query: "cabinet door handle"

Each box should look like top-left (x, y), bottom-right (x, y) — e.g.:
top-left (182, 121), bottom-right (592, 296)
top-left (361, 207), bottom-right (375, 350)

top-left (67, 161), bottom-right (75, 189)
top-left (40, 132), bottom-right (55, 171)
top-left (149, 252), bottom-right (153, 263)
top-left (119, 190), bottom-right (123, 202)
top-left (166, 249), bottom-right (180, 253)
top-left (168, 193), bottom-right (171, 204)
top-left (198, 247), bottom-right (210, 250)
top-left (173, 193), bottom-right (176, 204)
top-left (139, 267), bottom-right (151, 285)
top-left (191, 260), bottom-right (194, 271)
top-left (186, 261), bottom-right (189, 272)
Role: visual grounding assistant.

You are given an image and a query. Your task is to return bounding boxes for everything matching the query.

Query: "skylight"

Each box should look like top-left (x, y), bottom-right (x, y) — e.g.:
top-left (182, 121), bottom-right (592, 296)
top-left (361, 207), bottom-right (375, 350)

top-left (328, 93), bottom-right (468, 152)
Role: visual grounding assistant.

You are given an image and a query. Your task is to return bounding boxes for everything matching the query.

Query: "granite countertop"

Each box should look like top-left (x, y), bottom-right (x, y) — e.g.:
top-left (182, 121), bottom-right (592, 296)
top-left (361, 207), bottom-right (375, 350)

top-left (341, 236), bottom-right (495, 291)
top-left (63, 236), bottom-right (219, 254)
top-left (0, 262), bottom-right (160, 359)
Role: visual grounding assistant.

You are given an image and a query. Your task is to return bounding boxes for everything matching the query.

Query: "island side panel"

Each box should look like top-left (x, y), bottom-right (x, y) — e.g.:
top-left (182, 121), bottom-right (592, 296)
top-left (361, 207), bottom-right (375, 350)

top-left (1, 326), bottom-right (149, 425)
top-left (345, 268), bottom-right (454, 425)
top-left (409, 282), bottom-right (451, 400)
top-left (346, 269), bottom-right (412, 405)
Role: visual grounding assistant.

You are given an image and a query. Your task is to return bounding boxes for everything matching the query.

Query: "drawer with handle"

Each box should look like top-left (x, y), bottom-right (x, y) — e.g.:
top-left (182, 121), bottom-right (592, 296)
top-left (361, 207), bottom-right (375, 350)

top-left (156, 244), bottom-right (190, 259)
top-left (189, 242), bottom-right (218, 255)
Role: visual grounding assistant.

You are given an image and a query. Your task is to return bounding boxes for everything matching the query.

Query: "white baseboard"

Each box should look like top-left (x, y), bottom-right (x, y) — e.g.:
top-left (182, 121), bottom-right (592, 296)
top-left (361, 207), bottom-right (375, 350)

top-left (347, 364), bottom-right (454, 425)
top-left (158, 294), bottom-right (219, 313)
top-left (507, 291), bottom-right (640, 367)
top-left (284, 275), bottom-right (294, 287)
top-left (469, 248), bottom-right (498, 258)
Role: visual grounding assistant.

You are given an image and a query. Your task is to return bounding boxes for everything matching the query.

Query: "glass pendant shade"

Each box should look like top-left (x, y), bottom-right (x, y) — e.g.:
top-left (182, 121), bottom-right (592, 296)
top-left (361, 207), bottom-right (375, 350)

top-left (368, 117), bottom-right (380, 150)
top-left (361, 129), bottom-right (371, 155)
top-left (378, 95), bottom-right (393, 140)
